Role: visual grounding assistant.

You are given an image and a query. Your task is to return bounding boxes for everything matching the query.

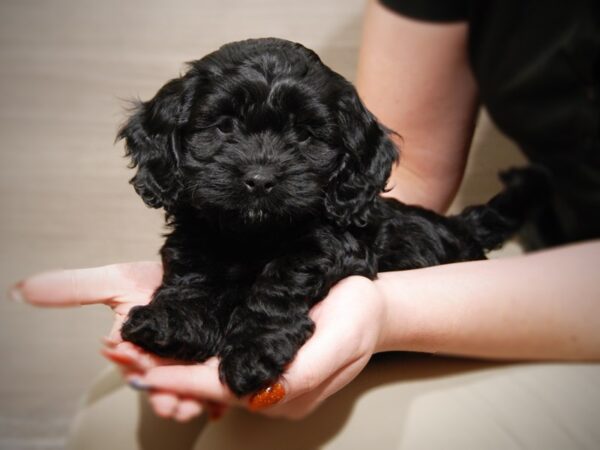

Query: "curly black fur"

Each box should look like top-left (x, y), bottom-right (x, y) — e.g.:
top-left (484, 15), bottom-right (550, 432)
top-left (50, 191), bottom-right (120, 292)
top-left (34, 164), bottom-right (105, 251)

top-left (118, 38), bottom-right (549, 396)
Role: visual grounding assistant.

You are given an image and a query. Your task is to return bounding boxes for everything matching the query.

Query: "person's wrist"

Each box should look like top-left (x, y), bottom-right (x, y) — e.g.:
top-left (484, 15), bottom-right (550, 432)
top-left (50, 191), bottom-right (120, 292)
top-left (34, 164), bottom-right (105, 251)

top-left (373, 271), bottom-right (418, 354)
top-left (373, 274), bottom-right (398, 353)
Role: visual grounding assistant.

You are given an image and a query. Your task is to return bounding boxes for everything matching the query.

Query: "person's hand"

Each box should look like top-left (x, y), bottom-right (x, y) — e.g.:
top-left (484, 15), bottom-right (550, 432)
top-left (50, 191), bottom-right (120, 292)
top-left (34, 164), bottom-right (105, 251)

top-left (121, 275), bottom-right (387, 420)
top-left (13, 264), bottom-right (388, 420)
top-left (10, 262), bottom-right (219, 422)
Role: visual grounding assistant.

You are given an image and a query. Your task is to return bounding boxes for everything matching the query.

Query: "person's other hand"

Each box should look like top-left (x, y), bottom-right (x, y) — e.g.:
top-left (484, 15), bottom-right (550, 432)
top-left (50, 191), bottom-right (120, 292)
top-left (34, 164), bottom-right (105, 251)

top-left (11, 262), bottom-right (219, 422)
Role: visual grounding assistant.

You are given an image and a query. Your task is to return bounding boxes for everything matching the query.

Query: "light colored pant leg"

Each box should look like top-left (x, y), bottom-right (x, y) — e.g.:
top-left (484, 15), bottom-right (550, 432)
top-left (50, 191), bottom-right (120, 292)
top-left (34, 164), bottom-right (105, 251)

top-left (67, 356), bottom-right (600, 450)
top-left (66, 367), bottom-right (208, 450)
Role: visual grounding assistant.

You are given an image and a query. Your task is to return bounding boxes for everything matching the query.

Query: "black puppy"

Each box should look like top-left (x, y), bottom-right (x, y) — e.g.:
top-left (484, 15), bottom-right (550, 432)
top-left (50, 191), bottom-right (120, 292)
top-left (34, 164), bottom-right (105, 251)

top-left (119, 38), bottom-right (546, 396)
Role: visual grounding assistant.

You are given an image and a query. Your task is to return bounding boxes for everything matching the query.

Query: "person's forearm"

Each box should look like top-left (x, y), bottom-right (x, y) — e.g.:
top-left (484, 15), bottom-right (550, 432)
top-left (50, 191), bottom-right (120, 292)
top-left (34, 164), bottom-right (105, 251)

top-left (357, 0), bottom-right (479, 212)
top-left (374, 240), bottom-right (600, 360)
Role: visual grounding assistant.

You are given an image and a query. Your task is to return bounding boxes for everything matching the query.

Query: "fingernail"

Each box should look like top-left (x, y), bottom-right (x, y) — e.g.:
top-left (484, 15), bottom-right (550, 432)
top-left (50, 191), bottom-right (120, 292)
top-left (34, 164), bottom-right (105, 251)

top-left (106, 352), bottom-right (135, 365)
top-left (248, 382), bottom-right (285, 411)
top-left (127, 378), bottom-right (152, 391)
top-left (7, 283), bottom-right (25, 303)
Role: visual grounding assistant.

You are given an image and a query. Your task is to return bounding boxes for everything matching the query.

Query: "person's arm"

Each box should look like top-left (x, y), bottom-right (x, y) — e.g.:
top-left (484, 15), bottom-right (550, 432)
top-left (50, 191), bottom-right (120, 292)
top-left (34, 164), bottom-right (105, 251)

top-left (357, 0), bottom-right (479, 212)
top-left (14, 244), bottom-right (600, 422)
top-left (357, 2), bottom-right (600, 359)
top-left (375, 240), bottom-right (600, 360)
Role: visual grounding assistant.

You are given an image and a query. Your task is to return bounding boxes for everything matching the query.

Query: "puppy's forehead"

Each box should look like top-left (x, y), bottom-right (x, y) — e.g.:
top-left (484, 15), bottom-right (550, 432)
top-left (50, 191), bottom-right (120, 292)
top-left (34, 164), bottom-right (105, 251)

top-left (210, 38), bottom-right (320, 78)
top-left (191, 41), bottom-right (335, 122)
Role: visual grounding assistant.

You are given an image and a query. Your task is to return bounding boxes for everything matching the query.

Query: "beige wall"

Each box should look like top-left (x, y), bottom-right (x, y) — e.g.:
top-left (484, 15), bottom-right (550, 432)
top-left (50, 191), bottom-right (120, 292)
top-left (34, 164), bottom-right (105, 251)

top-left (0, 1), bottom-right (524, 448)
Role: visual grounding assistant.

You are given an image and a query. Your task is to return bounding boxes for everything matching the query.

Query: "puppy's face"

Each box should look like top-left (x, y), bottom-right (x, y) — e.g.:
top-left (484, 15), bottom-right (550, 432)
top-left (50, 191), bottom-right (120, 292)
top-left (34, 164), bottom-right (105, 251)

top-left (119, 38), bottom-right (398, 228)
top-left (180, 46), bottom-right (339, 225)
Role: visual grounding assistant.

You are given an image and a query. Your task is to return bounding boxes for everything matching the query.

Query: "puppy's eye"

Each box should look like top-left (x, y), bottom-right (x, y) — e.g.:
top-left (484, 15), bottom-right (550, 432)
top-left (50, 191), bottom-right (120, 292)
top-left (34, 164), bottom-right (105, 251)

top-left (296, 128), bottom-right (312, 143)
top-left (216, 118), bottom-right (234, 134)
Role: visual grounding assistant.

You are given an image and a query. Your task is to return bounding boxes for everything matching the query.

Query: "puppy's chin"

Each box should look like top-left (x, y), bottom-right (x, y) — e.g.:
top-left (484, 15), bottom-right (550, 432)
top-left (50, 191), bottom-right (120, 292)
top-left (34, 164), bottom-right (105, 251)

top-left (187, 189), bottom-right (322, 230)
top-left (243, 207), bottom-right (270, 224)
top-left (218, 205), bottom-right (309, 231)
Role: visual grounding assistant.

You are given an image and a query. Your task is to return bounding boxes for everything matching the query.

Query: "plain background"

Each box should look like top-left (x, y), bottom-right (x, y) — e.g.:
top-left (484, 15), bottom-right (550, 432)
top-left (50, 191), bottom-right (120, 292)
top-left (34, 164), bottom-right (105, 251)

top-left (0, 0), bottom-right (530, 448)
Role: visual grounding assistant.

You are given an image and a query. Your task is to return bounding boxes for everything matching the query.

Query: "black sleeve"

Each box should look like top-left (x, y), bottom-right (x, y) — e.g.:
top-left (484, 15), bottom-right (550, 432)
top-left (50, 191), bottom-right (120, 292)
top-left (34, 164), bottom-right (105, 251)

top-left (379, 0), bottom-right (469, 22)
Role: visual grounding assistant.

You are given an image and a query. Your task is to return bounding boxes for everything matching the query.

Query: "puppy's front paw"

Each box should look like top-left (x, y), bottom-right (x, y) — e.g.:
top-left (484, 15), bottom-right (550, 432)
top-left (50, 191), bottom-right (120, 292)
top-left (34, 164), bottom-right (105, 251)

top-left (121, 300), bottom-right (222, 362)
top-left (219, 344), bottom-right (280, 397)
top-left (121, 305), bottom-right (165, 351)
top-left (219, 314), bottom-right (314, 397)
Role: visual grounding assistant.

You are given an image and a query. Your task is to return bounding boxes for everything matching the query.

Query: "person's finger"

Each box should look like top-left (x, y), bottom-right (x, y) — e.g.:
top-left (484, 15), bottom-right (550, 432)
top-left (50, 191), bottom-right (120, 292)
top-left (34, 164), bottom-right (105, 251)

top-left (148, 392), bottom-right (179, 419)
top-left (243, 328), bottom-right (352, 412)
top-left (242, 332), bottom-right (342, 412)
top-left (102, 346), bottom-right (138, 368)
top-left (102, 342), bottom-right (183, 372)
top-left (173, 398), bottom-right (204, 422)
top-left (278, 320), bottom-right (356, 401)
top-left (11, 262), bottom-right (161, 308)
top-left (134, 359), bottom-right (240, 405)
top-left (260, 351), bottom-right (371, 419)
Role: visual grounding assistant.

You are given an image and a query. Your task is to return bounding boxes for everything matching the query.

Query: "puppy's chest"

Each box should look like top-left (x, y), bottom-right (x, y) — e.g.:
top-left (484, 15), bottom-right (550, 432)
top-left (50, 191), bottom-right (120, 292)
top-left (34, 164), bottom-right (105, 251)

top-left (195, 233), bottom-right (294, 284)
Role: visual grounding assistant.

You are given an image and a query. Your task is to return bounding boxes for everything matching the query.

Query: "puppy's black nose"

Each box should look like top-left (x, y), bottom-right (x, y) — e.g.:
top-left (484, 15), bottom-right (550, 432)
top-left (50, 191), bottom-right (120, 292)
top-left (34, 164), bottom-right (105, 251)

top-left (243, 167), bottom-right (277, 194)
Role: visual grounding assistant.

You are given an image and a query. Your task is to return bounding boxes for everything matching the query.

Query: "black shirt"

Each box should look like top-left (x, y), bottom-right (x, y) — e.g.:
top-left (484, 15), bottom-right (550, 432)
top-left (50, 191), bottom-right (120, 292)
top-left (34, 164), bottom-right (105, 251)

top-left (379, 0), bottom-right (600, 248)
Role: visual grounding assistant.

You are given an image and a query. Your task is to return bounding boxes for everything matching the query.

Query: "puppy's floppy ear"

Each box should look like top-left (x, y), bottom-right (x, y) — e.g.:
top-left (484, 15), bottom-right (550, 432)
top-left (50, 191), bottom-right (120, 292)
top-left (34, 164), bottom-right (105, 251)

top-left (325, 85), bottom-right (399, 227)
top-left (117, 75), bottom-right (196, 210)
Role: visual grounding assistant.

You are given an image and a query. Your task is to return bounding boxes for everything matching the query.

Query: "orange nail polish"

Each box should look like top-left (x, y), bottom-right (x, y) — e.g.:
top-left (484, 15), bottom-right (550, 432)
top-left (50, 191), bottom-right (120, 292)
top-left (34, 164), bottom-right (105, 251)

top-left (248, 382), bottom-right (285, 411)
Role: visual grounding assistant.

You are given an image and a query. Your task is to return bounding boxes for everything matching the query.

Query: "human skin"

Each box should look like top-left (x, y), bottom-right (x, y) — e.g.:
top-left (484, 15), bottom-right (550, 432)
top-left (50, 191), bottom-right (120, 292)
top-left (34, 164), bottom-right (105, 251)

top-left (357, 0), bottom-right (479, 213)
